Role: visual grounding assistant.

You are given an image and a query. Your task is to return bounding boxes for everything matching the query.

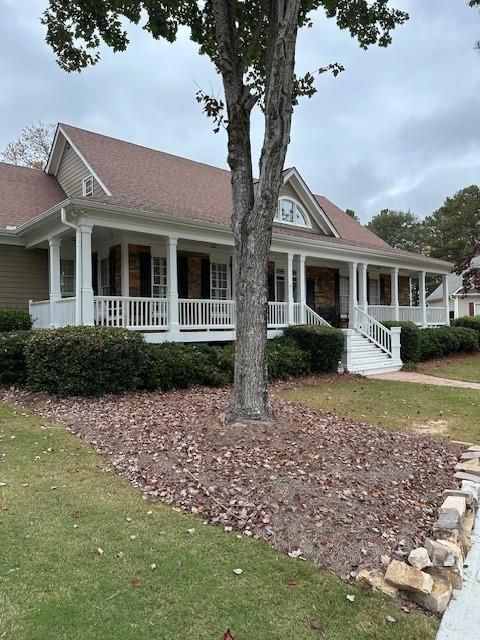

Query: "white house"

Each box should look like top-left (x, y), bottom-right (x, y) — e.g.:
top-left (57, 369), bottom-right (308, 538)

top-left (428, 257), bottom-right (480, 319)
top-left (0, 124), bottom-right (452, 374)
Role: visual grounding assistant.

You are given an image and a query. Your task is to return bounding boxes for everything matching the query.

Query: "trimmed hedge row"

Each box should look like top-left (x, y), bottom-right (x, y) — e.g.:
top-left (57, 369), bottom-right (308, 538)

top-left (452, 316), bottom-right (480, 336)
top-left (25, 327), bottom-right (149, 396)
top-left (0, 309), bottom-right (32, 332)
top-left (284, 325), bottom-right (344, 373)
top-left (382, 319), bottom-right (479, 363)
top-left (0, 324), bottom-right (343, 396)
top-left (0, 331), bottom-right (32, 384)
top-left (382, 320), bottom-right (421, 363)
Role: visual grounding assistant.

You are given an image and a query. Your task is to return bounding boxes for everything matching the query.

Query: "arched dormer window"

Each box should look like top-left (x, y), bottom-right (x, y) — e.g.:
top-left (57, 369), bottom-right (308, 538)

top-left (275, 198), bottom-right (310, 227)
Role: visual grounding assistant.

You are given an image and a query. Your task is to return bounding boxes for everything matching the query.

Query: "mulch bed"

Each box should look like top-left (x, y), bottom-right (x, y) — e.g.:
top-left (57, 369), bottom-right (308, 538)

top-left (0, 380), bottom-right (462, 579)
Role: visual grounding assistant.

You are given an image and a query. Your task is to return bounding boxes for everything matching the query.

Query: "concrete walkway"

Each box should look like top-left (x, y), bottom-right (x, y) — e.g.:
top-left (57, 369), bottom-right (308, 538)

top-left (436, 508), bottom-right (480, 640)
top-left (369, 370), bottom-right (480, 391)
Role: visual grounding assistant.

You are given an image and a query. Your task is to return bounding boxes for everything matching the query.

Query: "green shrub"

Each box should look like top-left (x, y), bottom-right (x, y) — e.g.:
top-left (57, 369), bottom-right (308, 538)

top-left (283, 325), bottom-right (344, 373)
top-left (451, 326), bottom-right (479, 352)
top-left (145, 339), bottom-right (310, 391)
top-left (452, 316), bottom-right (480, 336)
top-left (145, 343), bottom-right (233, 391)
top-left (382, 320), bottom-right (421, 363)
top-left (0, 309), bottom-right (33, 332)
top-left (419, 328), bottom-right (447, 361)
top-left (25, 327), bottom-right (149, 396)
top-left (0, 331), bottom-right (32, 385)
top-left (266, 338), bottom-right (310, 380)
top-left (434, 326), bottom-right (461, 355)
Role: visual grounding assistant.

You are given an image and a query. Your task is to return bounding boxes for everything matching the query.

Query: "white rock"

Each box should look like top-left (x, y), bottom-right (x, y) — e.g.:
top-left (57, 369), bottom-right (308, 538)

top-left (408, 547), bottom-right (432, 571)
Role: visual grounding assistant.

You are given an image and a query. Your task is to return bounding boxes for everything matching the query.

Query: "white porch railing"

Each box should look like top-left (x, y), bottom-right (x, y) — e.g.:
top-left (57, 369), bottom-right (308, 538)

top-left (293, 302), bottom-right (300, 325)
top-left (94, 296), bottom-right (169, 330)
top-left (368, 304), bottom-right (448, 326)
top-left (427, 307), bottom-right (448, 325)
top-left (56, 297), bottom-right (76, 326)
top-left (268, 302), bottom-right (288, 328)
top-left (179, 299), bottom-right (235, 330)
top-left (354, 306), bottom-right (392, 356)
top-left (29, 299), bottom-right (51, 329)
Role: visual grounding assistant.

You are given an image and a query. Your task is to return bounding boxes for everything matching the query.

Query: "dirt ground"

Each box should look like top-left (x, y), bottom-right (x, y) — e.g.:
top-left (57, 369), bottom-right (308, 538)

top-left (0, 381), bottom-right (462, 579)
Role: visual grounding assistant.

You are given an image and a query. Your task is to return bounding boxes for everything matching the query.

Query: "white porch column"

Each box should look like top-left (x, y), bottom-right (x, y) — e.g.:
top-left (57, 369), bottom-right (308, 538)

top-left (348, 261), bottom-right (358, 329)
top-left (79, 222), bottom-right (94, 325)
top-left (419, 270), bottom-right (427, 327)
top-left (121, 240), bottom-right (129, 296)
top-left (166, 236), bottom-right (180, 333)
top-left (48, 237), bottom-right (62, 327)
top-left (287, 252), bottom-right (294, 325)
top-left (358, 263), bottom-right (368, 311)
top-left (391, 266), bottom-right (400, 321)
top-left (442, 273), bottom-right (450, 325)
top-left (299, 254), bottom-right (306, 323)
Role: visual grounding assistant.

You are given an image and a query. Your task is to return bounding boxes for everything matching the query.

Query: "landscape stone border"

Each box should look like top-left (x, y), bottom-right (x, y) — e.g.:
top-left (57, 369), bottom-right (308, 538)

top-left (357, 446), bottom-right (480, 615)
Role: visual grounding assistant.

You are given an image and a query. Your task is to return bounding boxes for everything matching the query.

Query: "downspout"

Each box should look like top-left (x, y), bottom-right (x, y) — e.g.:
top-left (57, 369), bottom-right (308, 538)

top-left (60, 207), bottom-right (82, 325)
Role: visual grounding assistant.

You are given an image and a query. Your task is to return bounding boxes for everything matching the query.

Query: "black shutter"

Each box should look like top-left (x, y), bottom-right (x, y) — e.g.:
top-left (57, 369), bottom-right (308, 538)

top-left (334, 271), bottom-right (340, 314)
top-left (92, 252), bottom-right (98, 295)
top-left (109, 248), bottom-right (116, 296)
top-left (201, 258), bottom-right (210, 299)
top-left (267, 271), bottom-right (275, 301)
top-left (139, 251), bottom-right (152, 297)
top-left (177, 256), bottom-right (189, 298)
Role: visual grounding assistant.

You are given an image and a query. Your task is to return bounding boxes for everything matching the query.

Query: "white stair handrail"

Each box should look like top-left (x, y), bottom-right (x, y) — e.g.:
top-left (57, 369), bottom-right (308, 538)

top-left (354, 305), bottom-right (392, 357)
top-left (304, 304), bottom-right (331, 327)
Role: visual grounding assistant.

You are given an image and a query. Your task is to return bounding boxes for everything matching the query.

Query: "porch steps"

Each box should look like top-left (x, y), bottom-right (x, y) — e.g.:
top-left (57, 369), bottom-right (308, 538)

top-left (346, 333), bottom-right (403, 376)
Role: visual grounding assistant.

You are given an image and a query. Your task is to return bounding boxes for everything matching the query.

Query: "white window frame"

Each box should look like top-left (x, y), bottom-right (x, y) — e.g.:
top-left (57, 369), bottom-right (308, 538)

top-left (152, 256), bottom-right (167, 298)
top-left (100, 257), bottom-right (110, 296)
top-left (339, 275), bottom-right (349, 317)
top-left (60, 258), bottom-right (75, 297)
top-left (82, 175), bottom-right (94, 197)
top-left (274, 197), bottom-right (311, 228)
top-left (210, 262), bottom-right (230, 300)
top-left (475, 303), bottom-right (480, 317)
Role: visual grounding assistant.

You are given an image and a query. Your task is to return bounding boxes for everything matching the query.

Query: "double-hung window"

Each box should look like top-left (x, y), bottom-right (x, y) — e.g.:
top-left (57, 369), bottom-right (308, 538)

top-left (211, 263), bottom-right (229, 300)
top-left (100, 257), bottom-right (110, 295)
top-left (339, 276), bottom-right (349, 316)
top-left (82, 175), bottom-right (94, 197)
top-left (60, 259), bottom-right (75, 297)
top-left (152, 257), bottom-right (167, 297)
top-left (368, 277), bottom-right (380, 305)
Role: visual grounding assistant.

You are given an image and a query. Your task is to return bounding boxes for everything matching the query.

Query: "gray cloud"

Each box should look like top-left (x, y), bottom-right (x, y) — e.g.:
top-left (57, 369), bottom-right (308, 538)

top-left (0, 0), bottom-right (479, 223)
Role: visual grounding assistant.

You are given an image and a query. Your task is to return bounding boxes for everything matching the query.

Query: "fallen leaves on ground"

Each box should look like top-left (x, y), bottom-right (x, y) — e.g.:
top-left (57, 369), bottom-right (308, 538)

top-left (0, 383), bottom-right (461, 577)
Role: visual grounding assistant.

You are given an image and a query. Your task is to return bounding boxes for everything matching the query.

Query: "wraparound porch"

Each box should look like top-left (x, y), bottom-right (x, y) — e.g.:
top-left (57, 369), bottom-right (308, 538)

top-left (28, 215), bottom-right (450, 342)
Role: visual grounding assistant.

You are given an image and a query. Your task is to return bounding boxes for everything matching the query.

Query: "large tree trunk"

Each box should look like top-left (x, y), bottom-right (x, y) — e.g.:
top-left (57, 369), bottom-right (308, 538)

top-left (213, 0), bottom-right (301, 423)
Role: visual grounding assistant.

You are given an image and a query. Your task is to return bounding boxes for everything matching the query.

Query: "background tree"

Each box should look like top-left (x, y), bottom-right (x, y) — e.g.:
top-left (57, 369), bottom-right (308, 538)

top-left (1, 122), bottom-right (55, 169)
top-left (345, 208), bottom-right (359, 222)
top-left (423, 185), bottom-right (480, 262)
top-left (470, 0), bottom-right (480, 49)
top-left (42, 0), bottom-right (408, 423)
top-left (366, 208), bottom-right (425, 252)
top-left (454, 241), bottom-right (480, 293)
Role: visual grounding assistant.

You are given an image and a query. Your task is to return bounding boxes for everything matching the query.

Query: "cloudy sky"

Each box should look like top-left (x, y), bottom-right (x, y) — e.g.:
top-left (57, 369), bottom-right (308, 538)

top-left (0, 0), bottom-right (479, 222)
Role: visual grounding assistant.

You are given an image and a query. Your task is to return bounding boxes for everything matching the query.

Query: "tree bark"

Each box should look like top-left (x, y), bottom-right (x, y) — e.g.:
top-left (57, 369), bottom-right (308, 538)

top-left (212, 0), bottom-right (301, 423)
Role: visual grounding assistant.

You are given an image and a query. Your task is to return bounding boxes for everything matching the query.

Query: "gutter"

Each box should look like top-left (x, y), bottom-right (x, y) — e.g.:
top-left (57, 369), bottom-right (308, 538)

top-left (10, 197), bottom-right (452, 272)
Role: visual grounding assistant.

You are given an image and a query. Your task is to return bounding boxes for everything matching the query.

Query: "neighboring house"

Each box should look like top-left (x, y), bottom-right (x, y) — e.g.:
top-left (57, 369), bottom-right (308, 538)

top-left (428, 257), bottom-right (480, 319)
top-left (0, 123), bottom-right (452, 374)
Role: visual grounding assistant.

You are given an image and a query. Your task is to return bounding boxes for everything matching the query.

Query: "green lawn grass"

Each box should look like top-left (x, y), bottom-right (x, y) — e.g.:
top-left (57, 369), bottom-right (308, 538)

top-left (281, 377), bottom-right (480, 443)
top-left (419, 354), bottom-right (480, 384)
top-left (0, 402), bottom-right (436, 640)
